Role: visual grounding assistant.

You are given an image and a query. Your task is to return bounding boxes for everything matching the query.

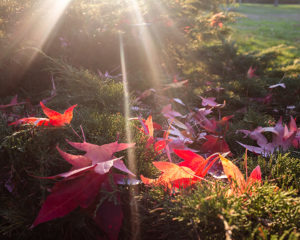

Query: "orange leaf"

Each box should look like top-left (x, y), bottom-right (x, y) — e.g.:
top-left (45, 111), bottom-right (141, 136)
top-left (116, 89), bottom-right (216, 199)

top-left (219, 155), bottom-right (246, 194)
top-left (220, 155), bottom-right (262, 196)
top-left (140, 175), bottom-right (156, 185)
top-left (10, 103), bottom-right (77, 127)
top-left (141, 161), bottom-right (194, 190)
top-left (195, 155), bottom-right (219, 178)
top-left (145, 115), bottom-right (154, 137)
top-left (41, 102), bottom-right (77, 126)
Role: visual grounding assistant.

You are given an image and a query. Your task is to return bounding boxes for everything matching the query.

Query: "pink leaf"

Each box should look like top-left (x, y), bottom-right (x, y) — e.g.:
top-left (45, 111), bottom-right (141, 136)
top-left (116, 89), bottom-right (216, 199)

top-left (45, 157), bottom-right (133, 179)
top-left (161, 104), bottom-right (183, 119)
top-left (238, 128), bottom-right (269, 147)
top-left (238, 117), bottom-right (299, 156)
top-left (40, 165), bottom-right (96, 179)
top-left (66, 140), bottom-right (135, 164)
top-left (247, 66), bottom-right (257, 79)
top-left (112, 158), bottom-right (135, 176)
top-left (200, 97), bottom-right (217, 107)
top-left (0, 95), bottom-right (26, 109)
top-left (200, 97), bottom-right (225, 108)
top-left (237, 141), bottom-right (273, 157)
top-left (173, 98), bottom-right (185, 106)
top-left (283, 117), bottom-right (297, 140)
top-left (56, 146), bottom-right (91, 169)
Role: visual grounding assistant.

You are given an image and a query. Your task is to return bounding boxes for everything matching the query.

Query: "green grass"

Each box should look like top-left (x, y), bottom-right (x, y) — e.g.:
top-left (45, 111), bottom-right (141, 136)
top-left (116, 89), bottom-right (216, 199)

top-left (230, 4), bottom-right (300, 64)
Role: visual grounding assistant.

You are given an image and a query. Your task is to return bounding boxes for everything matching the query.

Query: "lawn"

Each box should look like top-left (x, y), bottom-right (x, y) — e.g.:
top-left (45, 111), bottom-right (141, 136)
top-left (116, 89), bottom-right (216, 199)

top-left (231, 4), bottom-right (300, 63)
top-left (1, 1), bottom-right (300, 240)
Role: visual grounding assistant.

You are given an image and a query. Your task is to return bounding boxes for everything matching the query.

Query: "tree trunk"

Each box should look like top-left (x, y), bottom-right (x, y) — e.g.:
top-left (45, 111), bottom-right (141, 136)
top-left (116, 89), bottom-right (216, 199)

top-left (274, 0), bottom-right (279, 7)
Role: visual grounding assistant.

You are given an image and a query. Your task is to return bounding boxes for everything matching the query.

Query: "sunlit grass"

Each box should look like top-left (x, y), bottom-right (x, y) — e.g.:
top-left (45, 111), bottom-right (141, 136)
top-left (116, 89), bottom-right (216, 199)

top-left (231, 4), bottom-right (300, 64)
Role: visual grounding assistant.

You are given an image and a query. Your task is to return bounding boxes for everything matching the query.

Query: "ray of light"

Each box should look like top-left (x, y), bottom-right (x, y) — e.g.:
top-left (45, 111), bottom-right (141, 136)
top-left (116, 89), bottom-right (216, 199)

top-left (127, 0), bottom-right (162, 89)
top-left (119, 32), bottom-right (140, 240)
top-left (2, 0), bottom-right (72, 76)
top-left (149, 1), bottom-right (188, 76)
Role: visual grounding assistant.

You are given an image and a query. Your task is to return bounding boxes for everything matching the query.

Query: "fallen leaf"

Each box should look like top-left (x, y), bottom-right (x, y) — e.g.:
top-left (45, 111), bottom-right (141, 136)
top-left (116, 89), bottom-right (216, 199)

top-left (238, 117), bottom-right (298, 156)
top-left (9, 102), bottom-right (77, 126)
top-left (247, 66), bottom-right (257, 79)
top-left (141, 161), bottom-right (194, 190)
top-left (220, 155), bottom-right (261, 196)
top-left (31, 172), bottom-right (106, 228)
top-left (269, 83), bottom-right (286, 89)
top-left (66, 140), bottom-right (135, 165)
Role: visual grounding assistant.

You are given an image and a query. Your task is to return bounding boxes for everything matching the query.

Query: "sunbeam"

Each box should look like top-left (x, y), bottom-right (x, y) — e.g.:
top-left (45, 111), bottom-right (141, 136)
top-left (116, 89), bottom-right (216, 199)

top-left (2, 0), bottom-right (72, 76)
top-left (149, 1), bottom-right (188, 76)
top-left (127, 0), bottom-right (162, 89)
top-left (119, 32), bottom-right (140, 240)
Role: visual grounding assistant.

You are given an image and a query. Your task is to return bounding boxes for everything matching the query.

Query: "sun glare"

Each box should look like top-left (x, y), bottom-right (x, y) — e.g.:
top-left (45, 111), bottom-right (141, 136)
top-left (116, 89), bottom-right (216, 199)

top-left (6, 0), bottom-right (72, 76)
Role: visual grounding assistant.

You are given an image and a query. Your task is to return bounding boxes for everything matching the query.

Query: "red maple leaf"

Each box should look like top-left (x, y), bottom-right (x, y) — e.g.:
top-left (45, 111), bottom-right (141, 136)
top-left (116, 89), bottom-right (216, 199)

top-left (9, 102), bottom-right (77, 126)
top-left (175, 149), bottom-right (218, 178)
top-left (94, 179), bottom-right (124, 240)
top-left (31, 171), bottom-right (106, 228)
top-left (201, 135), bottom-right (231, 155)
top-left (192, 110), bottom-right (232, 155)
top-left (31, 140), bottom-right (135, 240)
